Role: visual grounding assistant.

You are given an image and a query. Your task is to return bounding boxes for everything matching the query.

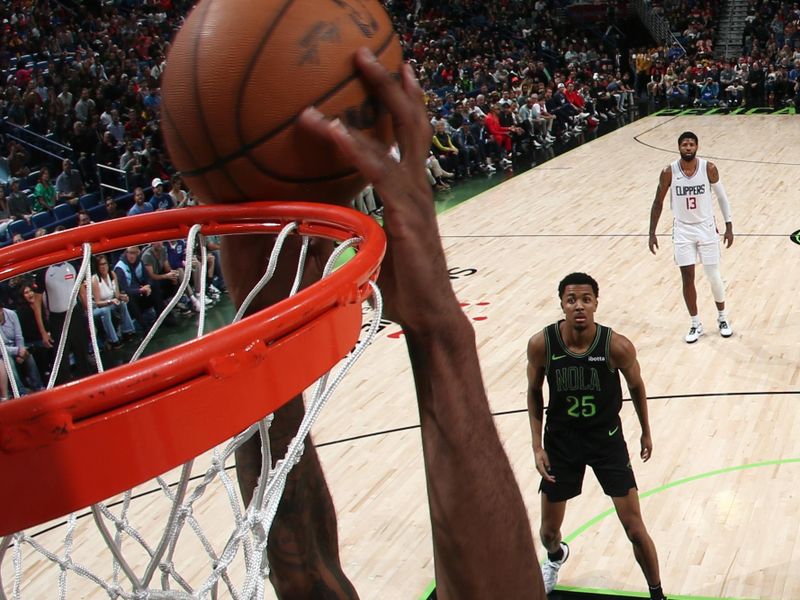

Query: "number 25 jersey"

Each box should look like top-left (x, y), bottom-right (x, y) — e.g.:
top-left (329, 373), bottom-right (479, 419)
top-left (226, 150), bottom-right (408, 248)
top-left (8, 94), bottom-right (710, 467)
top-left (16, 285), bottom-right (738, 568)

top-left (543, 321), bottom-right (622, 430)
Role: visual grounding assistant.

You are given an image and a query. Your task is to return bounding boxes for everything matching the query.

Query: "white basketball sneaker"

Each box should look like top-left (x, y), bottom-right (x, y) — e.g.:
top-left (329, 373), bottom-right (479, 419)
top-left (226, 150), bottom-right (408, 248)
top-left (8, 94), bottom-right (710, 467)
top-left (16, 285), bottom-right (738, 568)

top-left (541, 542), bottom-right (569, 594)
top-left (718, 319), bottom-right (733, 338)
top-left (685, 323), bottom-right (704, 343)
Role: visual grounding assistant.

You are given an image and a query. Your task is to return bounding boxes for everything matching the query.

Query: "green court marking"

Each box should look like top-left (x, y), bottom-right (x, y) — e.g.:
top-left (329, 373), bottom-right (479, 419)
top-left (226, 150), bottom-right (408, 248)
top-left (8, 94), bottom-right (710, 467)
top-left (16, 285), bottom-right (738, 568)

top-left (562, 457), bottom-right (800, 543)
top-left (555, 585), bottom-right (760, 600)
top-left (418, 458), bottom-right (800, 600)
top-left (418, 580), bottom-right (436, 599)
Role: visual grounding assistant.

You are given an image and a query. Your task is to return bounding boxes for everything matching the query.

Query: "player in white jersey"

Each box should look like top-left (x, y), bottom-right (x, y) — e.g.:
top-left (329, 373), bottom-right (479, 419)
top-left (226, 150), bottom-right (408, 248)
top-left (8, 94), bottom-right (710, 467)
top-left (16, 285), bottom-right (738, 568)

top-left (648, 131), bottom-right (734, 343)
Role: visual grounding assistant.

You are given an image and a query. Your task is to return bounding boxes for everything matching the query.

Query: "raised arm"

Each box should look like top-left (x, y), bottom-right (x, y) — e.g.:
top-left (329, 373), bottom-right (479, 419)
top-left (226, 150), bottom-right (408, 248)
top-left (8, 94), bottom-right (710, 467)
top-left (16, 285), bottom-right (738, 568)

top-left (648, 166), bottom-right (671, 255)
top-left (610, 332), bottom-right (652, 461)
top-left (300, 49), bottom-right (544, 599)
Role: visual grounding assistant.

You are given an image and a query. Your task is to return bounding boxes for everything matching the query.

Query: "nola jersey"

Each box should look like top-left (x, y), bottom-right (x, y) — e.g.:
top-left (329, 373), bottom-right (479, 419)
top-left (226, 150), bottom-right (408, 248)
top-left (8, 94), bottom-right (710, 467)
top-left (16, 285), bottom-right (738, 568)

top-left (543, 321), bottom-right (622, 430)
top-left (670, 158), bottom-right (714, 224)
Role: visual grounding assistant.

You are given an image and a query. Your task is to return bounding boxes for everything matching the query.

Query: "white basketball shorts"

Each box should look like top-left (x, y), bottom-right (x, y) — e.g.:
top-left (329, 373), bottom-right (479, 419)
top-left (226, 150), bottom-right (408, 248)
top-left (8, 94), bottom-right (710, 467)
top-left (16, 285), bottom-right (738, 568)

top-left (672, 219), bottom-right (720, 267)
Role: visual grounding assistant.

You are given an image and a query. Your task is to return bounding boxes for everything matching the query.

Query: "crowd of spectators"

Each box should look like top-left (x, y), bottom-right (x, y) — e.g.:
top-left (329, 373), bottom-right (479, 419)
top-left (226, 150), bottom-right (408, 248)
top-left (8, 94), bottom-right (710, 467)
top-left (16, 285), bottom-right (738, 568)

top-left (635, 0), bottom-right (800, 109)
top-left (380, 0), bottom-right (646, 186)
top-left (0, 0), bottom-right (798, 397)
top-left (0, 230), bottom-right (225, 399)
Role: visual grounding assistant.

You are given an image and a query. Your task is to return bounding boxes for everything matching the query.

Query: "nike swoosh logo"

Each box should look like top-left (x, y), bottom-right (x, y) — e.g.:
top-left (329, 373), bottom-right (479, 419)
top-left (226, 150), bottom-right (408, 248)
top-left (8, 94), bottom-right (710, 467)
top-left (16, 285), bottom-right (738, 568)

top-left (551, 354), bottom-right (567, 361)
top-left (608, 426), bottom-right (619, 437)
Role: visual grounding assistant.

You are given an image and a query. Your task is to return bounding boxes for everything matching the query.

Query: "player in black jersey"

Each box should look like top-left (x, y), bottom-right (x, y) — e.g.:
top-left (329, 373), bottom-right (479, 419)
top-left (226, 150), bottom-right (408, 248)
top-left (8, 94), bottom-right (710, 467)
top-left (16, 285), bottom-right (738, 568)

top-left (526, 272), bottom-right (666, 600)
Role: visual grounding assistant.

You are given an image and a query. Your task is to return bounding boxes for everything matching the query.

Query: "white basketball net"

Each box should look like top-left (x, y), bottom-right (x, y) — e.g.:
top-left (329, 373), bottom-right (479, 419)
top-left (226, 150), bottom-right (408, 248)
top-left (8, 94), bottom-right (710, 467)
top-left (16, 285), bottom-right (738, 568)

top-left (0, 222), bottom-right (383, 599)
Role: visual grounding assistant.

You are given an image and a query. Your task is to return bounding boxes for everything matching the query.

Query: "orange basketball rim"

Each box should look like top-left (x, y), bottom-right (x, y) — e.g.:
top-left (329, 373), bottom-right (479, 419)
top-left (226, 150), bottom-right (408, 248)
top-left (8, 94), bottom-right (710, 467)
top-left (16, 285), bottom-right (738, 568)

top-left (0, 202), bottom-right (385, 536)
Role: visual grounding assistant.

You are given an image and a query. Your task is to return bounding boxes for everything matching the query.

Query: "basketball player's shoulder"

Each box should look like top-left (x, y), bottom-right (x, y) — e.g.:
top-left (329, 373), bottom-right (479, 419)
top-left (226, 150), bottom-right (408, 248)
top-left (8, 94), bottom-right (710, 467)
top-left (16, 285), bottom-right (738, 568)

top-left (607, 327), bottom-right (637, 365)
top-left (705, 160), bottom-right (720, 180)
top-left (527, 328), bottom-right (548, 363)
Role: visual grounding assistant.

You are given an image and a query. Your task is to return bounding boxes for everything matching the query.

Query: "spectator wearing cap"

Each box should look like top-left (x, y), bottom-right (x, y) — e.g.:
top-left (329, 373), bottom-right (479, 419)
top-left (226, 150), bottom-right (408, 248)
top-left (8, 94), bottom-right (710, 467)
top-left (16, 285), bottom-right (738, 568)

top-left (149, 178), bottom-right (175, 211)
top-left (55, 159), bottom-right (85, 208)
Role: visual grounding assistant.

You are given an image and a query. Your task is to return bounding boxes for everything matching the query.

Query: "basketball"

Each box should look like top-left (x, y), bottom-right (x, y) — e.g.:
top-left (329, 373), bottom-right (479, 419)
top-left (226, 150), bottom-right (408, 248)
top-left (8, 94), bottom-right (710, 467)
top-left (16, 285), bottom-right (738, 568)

top-left (161, 0), bottom-right (403, 204)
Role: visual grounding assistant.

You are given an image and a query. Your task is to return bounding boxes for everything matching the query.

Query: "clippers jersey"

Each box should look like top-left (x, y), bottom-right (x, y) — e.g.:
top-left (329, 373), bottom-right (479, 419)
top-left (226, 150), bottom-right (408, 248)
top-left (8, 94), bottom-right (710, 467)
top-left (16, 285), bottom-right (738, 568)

top-left (543, 321), bottom-right (622, 430)
top-left (670, 158), bottom-right (714, 224)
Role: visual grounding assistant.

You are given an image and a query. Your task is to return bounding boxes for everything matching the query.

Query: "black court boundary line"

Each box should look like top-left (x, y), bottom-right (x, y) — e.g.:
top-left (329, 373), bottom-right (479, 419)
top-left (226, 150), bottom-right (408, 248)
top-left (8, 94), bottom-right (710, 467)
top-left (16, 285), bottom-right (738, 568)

top-left (439, 233), bottom-right (791, 238)
top-left (21, 389), bottom-right (800, 540)
top-left (315, 389), bottom-right (800, 447)
top-left (633, 115), bottom-right (800, 167)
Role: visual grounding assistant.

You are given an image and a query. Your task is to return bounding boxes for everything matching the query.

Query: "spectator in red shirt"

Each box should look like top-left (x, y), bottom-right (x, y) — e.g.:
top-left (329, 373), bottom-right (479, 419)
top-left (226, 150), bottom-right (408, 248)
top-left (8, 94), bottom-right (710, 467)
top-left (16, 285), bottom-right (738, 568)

top-left (485, 103), bottom-right (520, 166)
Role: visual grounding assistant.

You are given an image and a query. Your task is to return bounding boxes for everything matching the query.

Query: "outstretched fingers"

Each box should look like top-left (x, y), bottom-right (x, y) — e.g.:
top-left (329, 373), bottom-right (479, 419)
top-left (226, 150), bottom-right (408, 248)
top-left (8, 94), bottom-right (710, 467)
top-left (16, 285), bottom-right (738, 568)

top-left (298, 108), bottom-right (390, 186)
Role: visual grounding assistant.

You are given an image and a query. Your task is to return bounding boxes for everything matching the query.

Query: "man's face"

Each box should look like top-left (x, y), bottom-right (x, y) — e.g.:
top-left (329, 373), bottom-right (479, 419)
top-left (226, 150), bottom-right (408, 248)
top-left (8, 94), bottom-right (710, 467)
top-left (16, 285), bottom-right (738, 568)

top-left (125, 248), bottom-right (140, 263)
top-left (560, 284), bottom-right (598, 331)
top-left (679, 138), bottom-right (698, 161)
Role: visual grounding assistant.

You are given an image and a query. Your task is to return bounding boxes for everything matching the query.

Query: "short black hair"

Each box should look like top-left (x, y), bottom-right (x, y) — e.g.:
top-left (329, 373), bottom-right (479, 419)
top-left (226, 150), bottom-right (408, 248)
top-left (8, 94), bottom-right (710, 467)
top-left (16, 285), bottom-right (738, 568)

top-left (678, 131), bottom-right (698, 144)
top-left (558, 272), bottom-right (599, 298)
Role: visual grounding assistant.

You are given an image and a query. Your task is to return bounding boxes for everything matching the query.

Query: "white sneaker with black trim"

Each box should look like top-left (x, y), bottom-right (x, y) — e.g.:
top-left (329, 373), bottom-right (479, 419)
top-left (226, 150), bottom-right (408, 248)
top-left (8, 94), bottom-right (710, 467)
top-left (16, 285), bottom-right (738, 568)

top-left (685, 323), bottom-right (704, 343)
top-left (541, 542), bottom-right (569, 594)
top-left (718, 319), bottom-right (733, 338)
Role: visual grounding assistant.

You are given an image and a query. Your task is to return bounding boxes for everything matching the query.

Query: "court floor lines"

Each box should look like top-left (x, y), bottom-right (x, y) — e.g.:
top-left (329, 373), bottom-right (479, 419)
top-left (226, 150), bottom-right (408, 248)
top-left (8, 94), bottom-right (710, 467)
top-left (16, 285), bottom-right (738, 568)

top-left (6, 116), bottom-right (799, 599)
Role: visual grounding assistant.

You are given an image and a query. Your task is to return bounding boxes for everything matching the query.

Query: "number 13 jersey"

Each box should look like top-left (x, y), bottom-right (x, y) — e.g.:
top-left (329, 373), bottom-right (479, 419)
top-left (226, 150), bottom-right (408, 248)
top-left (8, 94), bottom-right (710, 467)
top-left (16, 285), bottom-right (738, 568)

top-left (670, 158), bottom-right (714, 224)
top-left (543, 321), bottom-right (622, 430)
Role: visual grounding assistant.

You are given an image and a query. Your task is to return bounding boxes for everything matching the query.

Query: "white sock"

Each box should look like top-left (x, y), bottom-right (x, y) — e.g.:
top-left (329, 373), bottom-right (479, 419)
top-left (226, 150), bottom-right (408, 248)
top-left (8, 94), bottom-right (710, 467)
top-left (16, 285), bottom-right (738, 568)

top-left (691, 315), bottom-right (701, 327)
top-left (718, 310), bottom-right (728, 322)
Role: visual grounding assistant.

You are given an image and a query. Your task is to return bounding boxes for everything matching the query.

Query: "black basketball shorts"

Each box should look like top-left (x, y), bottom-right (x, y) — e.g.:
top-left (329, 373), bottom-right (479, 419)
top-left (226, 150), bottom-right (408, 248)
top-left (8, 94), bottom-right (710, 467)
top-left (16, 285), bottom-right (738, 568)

top-left (539, 418), bottom-right (637, 502)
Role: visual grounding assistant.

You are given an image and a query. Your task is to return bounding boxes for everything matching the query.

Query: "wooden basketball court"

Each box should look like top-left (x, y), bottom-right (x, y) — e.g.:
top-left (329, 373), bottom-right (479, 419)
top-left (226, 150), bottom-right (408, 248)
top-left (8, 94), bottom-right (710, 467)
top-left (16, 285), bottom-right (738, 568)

top-left (313, 114), bottom-right (800, 600)
top-left (6, 115), bottom-right (799, 599)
